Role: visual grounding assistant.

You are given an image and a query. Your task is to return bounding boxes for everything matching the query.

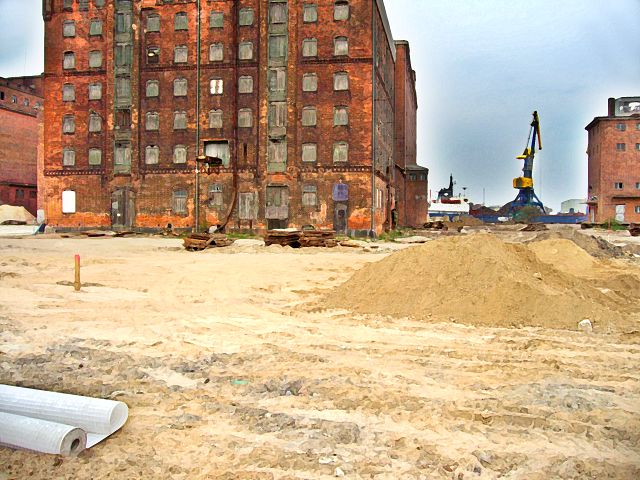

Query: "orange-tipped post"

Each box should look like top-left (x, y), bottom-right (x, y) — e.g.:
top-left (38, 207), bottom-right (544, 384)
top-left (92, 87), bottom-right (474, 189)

top-left (74, 254), bottom-right (80, 291)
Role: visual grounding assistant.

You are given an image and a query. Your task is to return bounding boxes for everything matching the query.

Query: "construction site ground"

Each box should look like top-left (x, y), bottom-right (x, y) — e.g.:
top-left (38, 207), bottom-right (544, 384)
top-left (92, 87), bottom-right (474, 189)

top-left (1, 226), bottom-right (639, 479)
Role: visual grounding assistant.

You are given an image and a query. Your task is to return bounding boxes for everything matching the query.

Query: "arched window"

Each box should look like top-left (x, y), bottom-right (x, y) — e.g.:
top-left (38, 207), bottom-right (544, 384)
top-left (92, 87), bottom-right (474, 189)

top-left (209, 43), bottom-right (223, 62)
top-left (173, 146), bottom-right (187, 164)
top-left (333, 106), bottom-right (349, 126)
top-left (334, 36), bottom-right (348, 56)
top-left (145, 145), bottom-right (159, 164)
top-left (145, 112), bottom-right (159, 131)
top-left (173, 78), bottom-right (188, 96)
top-left (146, 13), bottom-right (160, 32)
top-left (173, 111), bottom-right (187, 130)
top-left (174, 12), bottom-right (188, 30)
top-left (334, 1), bottom-right (349, 20)
top-left (209, 109), bottom-right (223, 129)
top-left (333, 71), bottom-right (349, 91)
top-left (238, 108), bottom-right (253, 128)
top-left (145, 80), bottom-right (159, 97)
top-left (302, 38), bottom-right (317, 57)
top-left (333, 142), bottom-right (349, 162)
top-left (88, 112), bottom-right (103, 132)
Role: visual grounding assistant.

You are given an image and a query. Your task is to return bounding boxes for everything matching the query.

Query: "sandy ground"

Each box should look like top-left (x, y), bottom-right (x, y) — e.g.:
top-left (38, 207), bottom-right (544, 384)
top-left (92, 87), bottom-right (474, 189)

top-left (0, 231), bottom-right (639, 479)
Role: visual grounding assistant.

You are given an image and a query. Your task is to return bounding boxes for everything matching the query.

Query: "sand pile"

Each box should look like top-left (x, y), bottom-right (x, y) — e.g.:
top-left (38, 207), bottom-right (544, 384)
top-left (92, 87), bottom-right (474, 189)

top-left (325, 234), bottom-right (640, 330)
top-left (527, 229), bottom-right (629, 258)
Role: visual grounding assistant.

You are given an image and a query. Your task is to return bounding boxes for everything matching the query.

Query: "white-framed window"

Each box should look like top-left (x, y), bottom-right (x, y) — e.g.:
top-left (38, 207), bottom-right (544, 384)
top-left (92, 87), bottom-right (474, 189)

top-left (62, 83), bottom-right (75, 102)
top-left (62, 115), bottom-right (75, 134)
top-left (302, 73), bottom-right (318, 92)
top-left (63, 52), bottom-right (75, 69)
top-left (303, 3), bottom-right (318, 22)
top-left (173, 111), bottom-right (187, 130)
top-left (145, 112), bottom-right (159, 131)
top-left (146, 80), bottom-right (159, 97)
top-left (334, 71), bottom-right (349, 90)
top-left (210, 11), bottom-right (223, 28)
top-left (174, 12), bottom-right (188, 31)
top-left (239, 42), bottom-right (254, 60)
top-left (88, 82), bottom-right (102, 100)
top-left (302, 38), bottom-right (317, 57)
top-left (174, 45), bottom-right (188, 63)
top-left (88, 112), bottom-right (102, 132)
top-left (238, 108), bottom-right (253, 128)
top-left (614, 182), bottom-right (624, 190)
top-left (173, 145), bottom-right (187, 164)
top-left (63, 20), bottom-right (75, 37)
top-left (239, 8), bottom-right (254, 26)
top-left (146, 13), bottom-right (160, 32)
top-left (209, 43), bottom-right (223, 62)
top-left (302, 143), bottom-right (317, 163)
top-left (334, 1), bottom-right (349, 20)
top-left (334, 106), bottom-right (349, 126)
top-left (62, 190), bottom-right (76, 213)
top-left (174, 78), bottom-right (188, 96)
top-left (145, 145), bottom-right (159, 164)
top-left (209, 109), bottom-right (223, 128)
top-left (302, 185), bottom-right (318, 207)
top-left (88, 148), bottom-right (102, 166)
top-left (302, 106), bottom-right (317, 126)
top-left (62, 148), bottom-right (75, 166)
top-left (238, 76), bottom-right (253, 94)
top-left (333, 142), bottom-right (349, 162)
top-left (210, 78), bottom-right (223, 95)
top-left (334, 36), bottom-right (348, 56)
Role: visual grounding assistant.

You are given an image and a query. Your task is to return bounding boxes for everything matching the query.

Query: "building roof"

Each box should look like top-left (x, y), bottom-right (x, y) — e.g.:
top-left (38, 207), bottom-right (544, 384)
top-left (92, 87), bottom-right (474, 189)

top-left (585, 115), bottom-right (640, 131)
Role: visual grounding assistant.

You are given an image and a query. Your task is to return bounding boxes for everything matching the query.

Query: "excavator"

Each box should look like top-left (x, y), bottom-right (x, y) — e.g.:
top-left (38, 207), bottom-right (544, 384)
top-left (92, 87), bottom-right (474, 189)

top-left (509, 111), bottom-right (545, 214)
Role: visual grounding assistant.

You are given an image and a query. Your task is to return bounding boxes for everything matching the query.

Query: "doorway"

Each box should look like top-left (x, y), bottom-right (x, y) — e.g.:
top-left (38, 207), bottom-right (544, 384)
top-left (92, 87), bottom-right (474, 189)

top-left (265, 186), bottom-right (289, 229)
top-left (111, 188), bottom-right (135, 228)
top-left (615, 204), bottom-right (625, 223)
top-left (334, 202), bottom-right (348, 234)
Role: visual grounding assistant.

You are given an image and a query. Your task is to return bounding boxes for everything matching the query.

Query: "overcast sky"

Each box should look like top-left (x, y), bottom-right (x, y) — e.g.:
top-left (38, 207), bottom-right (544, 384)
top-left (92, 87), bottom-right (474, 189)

top-left (1, 0), bottom-right (638, 211)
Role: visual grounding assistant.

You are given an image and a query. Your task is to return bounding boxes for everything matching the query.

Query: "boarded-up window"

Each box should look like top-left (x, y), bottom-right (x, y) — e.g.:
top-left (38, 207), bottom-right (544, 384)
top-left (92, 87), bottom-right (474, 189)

top-left (269, 35), bottom-right (287, 59)
top-left (62, 148), bottom-right (75, 166)
top-left (270, 3), bottom-right (287, 23)
top-left (238, 192), bottom-right (258, 220)
top-left (302, 38), bottom-right (317, 57)
top-left (334, 106), bottom-right (349, 126)
top-left (173, 189), bottom-right (187, 214)
top-left (62, 190), bottom-right (76, 214)
top-left (334, 72), bottom-right (349, 91)
top-left (88, 112), bottom-right (102, 132)
top-left (239, 42), bottom-right (253, 60)
top-left (302, 106), bottom-right (317, 126)
top-left (334, 37), bottom-right (348, 56)
top-left (63, 52), bottom-right (75, 69)
top-left (210, 78), bottom-right (223, 95)
top-left (63, 20), bottom-right (75, 37)
top-left (209, 43), bottom-right (223, 61)
top-left (333, 142), bottom-right (349, 162)
top-left (78, 0), bottom-right (89, 10)
top-left (145, 145), bottom-right (159, 164)
top-left (62, 84), bottom-right (75, 102)
top-left (116, 77), bottom-right (131, 100)
top-left (174, 12), bottom-right (188, 31)
top-left (90, 18), bottom-right (103, 35)
top-left (173, 111), bottom-right (187, 130)
top-left (302, 185), bottom-right (317, 206)
top-left (89, 50), bottom-right (103, 68)
top-left (147, 46), bottom-right (160, 64)
top-left (116, 43), bottom-right (132, 67)
top-left (115, 11), bottom-right (132, 33)
top-left (268, 102), bottom-right (287, 127)
top-left (146, 80), bottom-right (159, 97)
top-left (62, 115), bottom-right (75, 134)
top-left (302, 73), bottom-right (317, 92)
top-left (89, 82), bottom-right (102, 100)
top-left (334, 1), bottom-right (349, 20)
top-left (146, 112), bottom-right (159, 131)
top-left (238, 76), bottom-right (253, 93)
top-left (303, 4), bottom-right (318, 22)
top-left (239, 8), bottom-right (254, 26)
top-left (94, 0), bottom-right (105, 7)
top-left (266, 186), bottom-right (289, 219)
top-left (173, 145), bottom-right (187, 164)
top-left (210, 11), bottom-right (223, 28)
top-left (209, 109), bottom-right (223, 128)
top-left (174, 45), bottom-right (188, 63)
top-left (268, 68), bottom-right (286, 92)
top-left (146, 14), bottom-right (160, 32)
top-left (208, 184), bottom-right (224, 207)
top-left (205, 141), bottom-right (230, 167)
top-left (88, 148), bottom-right (102, 165)
top-left (238, 108), bottom-right (253, 128)
top-left (174, 78), bottom-right (187, 96)
top-left (302, 143), bottom-right (317, 162)
top-left (114, 142), bottom-right (132, 171)
top-left (268, 140), bottom-right (287, 171)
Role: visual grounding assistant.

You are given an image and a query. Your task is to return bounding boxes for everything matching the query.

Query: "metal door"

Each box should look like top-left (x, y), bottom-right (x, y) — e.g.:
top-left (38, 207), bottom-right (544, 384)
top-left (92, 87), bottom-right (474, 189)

top-left (615, 204), bottom-right (625, 223)
top-left (111, 189), bottom-right (135, 228)
top-left (334, 202), bottom-right (348, 234)
top-left (265, 186), bottom-right (289, 221)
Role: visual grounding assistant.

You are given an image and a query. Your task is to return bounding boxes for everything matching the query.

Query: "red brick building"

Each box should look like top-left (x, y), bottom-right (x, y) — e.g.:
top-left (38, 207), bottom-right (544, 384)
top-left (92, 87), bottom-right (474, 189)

top-left (0, 76), bottom-right (44, 217)
top-left (586, 96), bottom-right (640, 223)
top-left (42, 0), bottom-right (419, 235)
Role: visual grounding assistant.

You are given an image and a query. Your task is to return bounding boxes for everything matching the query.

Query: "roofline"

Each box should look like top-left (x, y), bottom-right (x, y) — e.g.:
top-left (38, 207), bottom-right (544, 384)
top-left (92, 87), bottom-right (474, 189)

top-left (585, 115), bottom-right (640, 131)
top-left (376, 0), bottom-right (396, 61)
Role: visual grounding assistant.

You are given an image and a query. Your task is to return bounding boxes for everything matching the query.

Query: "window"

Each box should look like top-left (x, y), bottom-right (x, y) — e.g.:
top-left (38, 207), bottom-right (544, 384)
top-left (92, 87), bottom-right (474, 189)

top-left (210, 11), bottom-right (223, 28)
top-left (175, 12), bottom-right (188, 31)
top-left (62, 83), bottom-right (75, 102)
top-left (270, 3), bottom-right (287, 24)
top-left (90, 19), bottom-right (103, 36)
top-left (63, 0), bottom-right (73, 9)
top-left (268, 68), bottom-right (286, 92)
top-left (116, 109), bottom-right (130, 129)
top-left (94, 0), bottom-right (105, 7)
top-left (147, 46), bottom-right (160, 64)
top-left (11, 96), bottom-right (16, 103)
top-left (63, 52), bottom-right (75, 69)
top-left (89, 83), bottom-right (102, 100)
top-left (269, 102), bottom-right (287, 127)
top-left (303, 4), bottom-right (318, 22)
top-left (116, 77), bottom-right (131, 100)
top-left (616, 143), bottom-right (626, 152)
top-left (62, 148), bottom-right (75, 166)
top-left (62, 190), bottom-right (76, 214)
top-left (636, 123), bottom-right (640, 131)
top-left (0, 91), bottom-right (4, 101)
top-left (144, 145), bottom-right (159, 165)
top-left (616, 123), bottom-right (626, 131)
top-left (115, 42), bottom-right (132, 64)
top-left (173, 111), bottom-right (187, 130)
top-left (114, 142), bottom-right (132, 171)
top-left (173, 146), bottom-right (187, 164)
top-left (334, 71), bottom-right (349, 90)
top-left (115, 11), bottom-right (132, 33)
top-left (146, 112), bottom-right (159, 131)
top-left (89, 112), bottom-right (102, 132)
top-left (302, 185), bottom-right (317, 207)
top-left (205, 141), bottom-right (230, 167)
top-left (147, 14), bottom-right (160, 32)
top-left (302, 38), bottom-right (317, 57)
top-left (210, 78), bottom-right (223, 95)
top-left (174, 45), bottom-right (188, 63)
top-left (23, 98), bottom-right (29, 107)
top-left (78, 0), bottom-right (89, 11)
top-left (173, 189), bottom-right (188, 214)
top-left (62, 115), bottom-right (75, 134)
top-left (302, 73), bottom-right (317, 92)
top-left (209, 109), bottom-right (223, 129)
top-left (614, 182), bottom-right (624, 190)
top-left (88, 148), bottom-right (102, 166)
top-left (268, 140), bottom-right (287, 169)
top-left (238, 108), bottom-right (253, 128)
top-left (15, 189), bottom-right (24, 200)
top-left (89, 50), bottom-right (103, 68)
top-left (208, 184), bottom-right (224, 208)
top-left (239, 42), bottom-right (253, 60)
top-left (146, 80), bottom-right (159, 97)
top-left (334, 37), bottom-right (348, 56)
top-left (636, 143), bottom-right (640, 151)
top-left (239, 8), bottom-right (254, 26)
top-left (209, 43), bottom-right (223, 62)
top-left (174, 78), bottom-right (188, 96)
top-left (238, 76), bottom-right (253, 94)
top-left (302, 106), bottom-right (317, 126)
top-left (302, 143), bottom-right (317, 163)
top-left (334, 106), bottom-right (349, 126)
top-left (269, 35), bottom-right (287, 59)
top-left (63, 20), bottom-right (75, 37)
top-left (334, 1), bottom-right (349, 20)
top-left (636, 182), bottom-right (640, 189)
top-left (333, 142), bottom-right (348, 162)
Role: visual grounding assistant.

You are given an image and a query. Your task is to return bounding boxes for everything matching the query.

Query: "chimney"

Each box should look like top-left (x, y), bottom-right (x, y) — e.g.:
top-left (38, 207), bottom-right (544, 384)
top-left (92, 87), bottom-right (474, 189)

top-left (607, 97), bottom-right (616, 116)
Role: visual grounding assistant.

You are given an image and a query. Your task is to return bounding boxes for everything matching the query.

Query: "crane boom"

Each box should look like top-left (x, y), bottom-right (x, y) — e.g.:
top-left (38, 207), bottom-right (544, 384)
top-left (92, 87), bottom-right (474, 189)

top-left (509, 111), bottom-right (545, 214)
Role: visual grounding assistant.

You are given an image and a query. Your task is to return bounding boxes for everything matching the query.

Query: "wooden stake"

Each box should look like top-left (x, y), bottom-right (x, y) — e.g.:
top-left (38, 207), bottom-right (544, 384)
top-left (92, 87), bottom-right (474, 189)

top-left (74, 254), bottom-right (80, 291)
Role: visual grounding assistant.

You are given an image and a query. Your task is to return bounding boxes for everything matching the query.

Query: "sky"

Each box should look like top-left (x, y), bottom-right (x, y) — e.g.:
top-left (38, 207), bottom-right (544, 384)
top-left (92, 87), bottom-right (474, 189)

top-left (1, 0), bottom-right (639, 211)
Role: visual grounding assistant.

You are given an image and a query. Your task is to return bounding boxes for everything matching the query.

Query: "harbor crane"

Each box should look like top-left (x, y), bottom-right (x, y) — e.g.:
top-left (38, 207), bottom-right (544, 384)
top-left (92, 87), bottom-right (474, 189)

top-left (509, 111), bottom-right (545, 214)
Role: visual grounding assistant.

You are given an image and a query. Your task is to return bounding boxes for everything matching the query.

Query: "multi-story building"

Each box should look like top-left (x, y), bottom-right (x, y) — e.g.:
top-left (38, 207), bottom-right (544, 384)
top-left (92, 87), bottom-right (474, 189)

top-left (585, 96), bottom-right (640, 223)
top-left (42, 0), bottom-right (420, 235)
top-left (0, 76), bottom-right (44, 217)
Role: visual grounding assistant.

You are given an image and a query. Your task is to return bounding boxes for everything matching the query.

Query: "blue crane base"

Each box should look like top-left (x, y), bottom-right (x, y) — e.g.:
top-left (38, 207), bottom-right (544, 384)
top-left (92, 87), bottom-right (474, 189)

top-left (509, 188), bottom-right (545, 215)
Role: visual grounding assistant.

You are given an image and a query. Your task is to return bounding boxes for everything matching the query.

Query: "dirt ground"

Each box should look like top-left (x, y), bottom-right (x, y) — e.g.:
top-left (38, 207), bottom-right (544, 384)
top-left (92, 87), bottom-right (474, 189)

top-left (1, 228), bottom-right (639, 479)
